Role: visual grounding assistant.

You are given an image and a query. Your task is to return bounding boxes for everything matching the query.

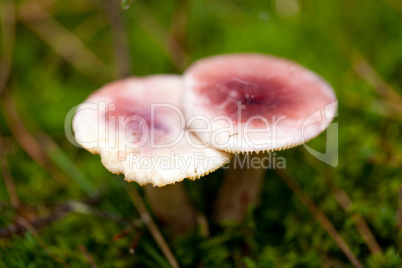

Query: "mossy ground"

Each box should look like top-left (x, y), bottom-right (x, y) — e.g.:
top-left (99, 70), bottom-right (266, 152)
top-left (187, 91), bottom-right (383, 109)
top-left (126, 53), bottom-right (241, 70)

top-left (0, 0), bottom-right (401, 267)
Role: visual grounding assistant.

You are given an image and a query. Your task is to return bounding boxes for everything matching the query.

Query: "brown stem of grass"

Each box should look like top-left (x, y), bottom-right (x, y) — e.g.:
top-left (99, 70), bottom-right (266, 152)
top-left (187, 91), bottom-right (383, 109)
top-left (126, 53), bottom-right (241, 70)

top-left (0, 0), bottom-right (15, 96)
top-left (302, 148), bottom-right (383, 255)
top-left (398, 186), bottom-right (402, 231)
top-left (2, 91), bottom-right (54, 172)
top-left (17, 0), bottom-right (109, 83)
top-left (125, 183), bottom-right (180, 268)
top-left (0, 131), bottom-right (20, 209)
top-left (103, 0), bottom-right (132, 78)
top-left (133, 1), bottom-right (188, 71)
top-left (332, 187), bottom-right (382, 254)
top-left (275, 169), bottom-right (363, 268)
top-left (78, 244), bottom-right (97, 268)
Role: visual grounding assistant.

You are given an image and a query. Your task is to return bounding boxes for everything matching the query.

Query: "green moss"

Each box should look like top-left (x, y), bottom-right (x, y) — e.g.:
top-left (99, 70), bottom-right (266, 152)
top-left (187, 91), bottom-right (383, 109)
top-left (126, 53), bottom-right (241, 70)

top-left (0, 0), bottom-right (401, 267)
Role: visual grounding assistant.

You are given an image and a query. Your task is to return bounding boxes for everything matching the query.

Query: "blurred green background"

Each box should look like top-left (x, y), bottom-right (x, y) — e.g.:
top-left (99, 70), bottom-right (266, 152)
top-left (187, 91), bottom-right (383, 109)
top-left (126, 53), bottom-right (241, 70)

top-left (1, 0), bottom-right (401, 267)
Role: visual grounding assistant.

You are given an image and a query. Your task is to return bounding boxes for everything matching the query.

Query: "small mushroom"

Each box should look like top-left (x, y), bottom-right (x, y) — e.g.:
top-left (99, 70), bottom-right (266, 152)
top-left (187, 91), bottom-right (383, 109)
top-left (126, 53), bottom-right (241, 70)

top-left (73, 75), bottom-right (230, 233)
top-left (183, 53), bottom-right (337, 222)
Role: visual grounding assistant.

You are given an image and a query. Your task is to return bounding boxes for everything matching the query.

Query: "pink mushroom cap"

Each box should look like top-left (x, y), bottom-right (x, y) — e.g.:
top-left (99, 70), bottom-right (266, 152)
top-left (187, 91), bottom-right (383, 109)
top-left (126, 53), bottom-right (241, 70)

top-left (183, 53), bottom-right (337, 153)
top-left (73, 75), bottom-right (230, 186)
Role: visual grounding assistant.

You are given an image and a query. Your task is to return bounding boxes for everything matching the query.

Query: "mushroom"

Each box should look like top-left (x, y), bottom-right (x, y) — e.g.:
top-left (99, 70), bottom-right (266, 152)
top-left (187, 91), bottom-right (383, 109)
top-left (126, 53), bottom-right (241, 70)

top-left (73, 75), bottom-right (230, 234)
top-left (182, 53), bottom-right (337, 222)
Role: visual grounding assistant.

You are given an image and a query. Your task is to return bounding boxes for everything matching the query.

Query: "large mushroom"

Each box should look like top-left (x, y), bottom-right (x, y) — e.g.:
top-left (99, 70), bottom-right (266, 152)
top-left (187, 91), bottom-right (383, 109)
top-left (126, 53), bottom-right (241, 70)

top-left (182, 53), bottom-right (337, 222)
top-left (73, 75), bottom-right (230, 234)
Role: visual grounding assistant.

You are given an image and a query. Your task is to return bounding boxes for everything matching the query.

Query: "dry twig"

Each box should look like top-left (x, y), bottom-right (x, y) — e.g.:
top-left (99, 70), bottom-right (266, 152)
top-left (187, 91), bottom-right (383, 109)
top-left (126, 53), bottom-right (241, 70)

top-left (0, 193), bottom-right (129, 238)
top-left (0, 202), bottom-right (71, 239)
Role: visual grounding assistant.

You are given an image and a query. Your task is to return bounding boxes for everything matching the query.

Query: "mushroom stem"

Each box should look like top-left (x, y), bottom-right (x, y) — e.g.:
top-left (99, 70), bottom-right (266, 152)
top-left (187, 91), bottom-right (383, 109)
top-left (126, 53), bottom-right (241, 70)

top-left (214, 153), bottom-right (266, 223)
top-left (145, 183), bottom-right (197, 236)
